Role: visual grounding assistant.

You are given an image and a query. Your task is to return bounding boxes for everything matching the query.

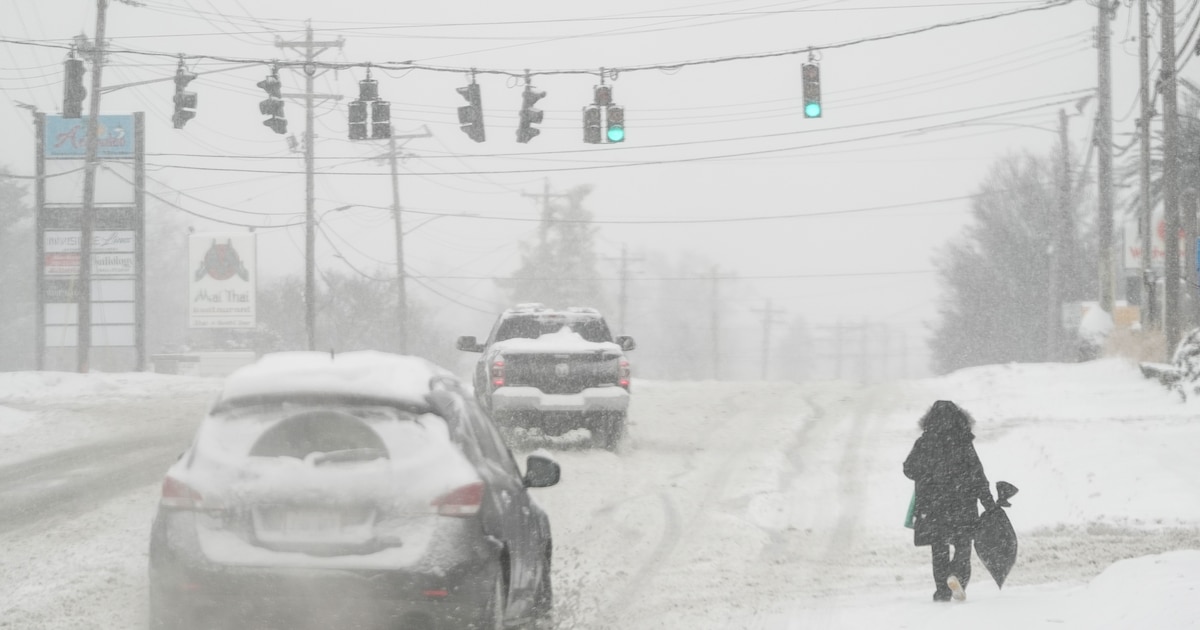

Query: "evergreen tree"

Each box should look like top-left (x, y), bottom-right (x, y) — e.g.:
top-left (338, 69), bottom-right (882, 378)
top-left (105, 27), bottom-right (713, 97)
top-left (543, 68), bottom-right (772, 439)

top-left (503, 184), bottom-right (604, 309)
top-left (930, 151), bottom-right (1097, 373)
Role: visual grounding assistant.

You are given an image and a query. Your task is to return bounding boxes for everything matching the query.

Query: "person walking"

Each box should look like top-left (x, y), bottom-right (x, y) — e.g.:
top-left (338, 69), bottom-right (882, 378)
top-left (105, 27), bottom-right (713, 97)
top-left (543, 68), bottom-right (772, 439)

top-left (903, 400), bottom-right (996, 602)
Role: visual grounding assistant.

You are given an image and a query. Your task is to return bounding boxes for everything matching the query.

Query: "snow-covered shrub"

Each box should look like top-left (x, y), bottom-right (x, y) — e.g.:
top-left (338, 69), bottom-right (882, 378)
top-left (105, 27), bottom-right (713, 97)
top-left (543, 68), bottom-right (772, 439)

top-left (1169, 328), bottom-right (1200, 399)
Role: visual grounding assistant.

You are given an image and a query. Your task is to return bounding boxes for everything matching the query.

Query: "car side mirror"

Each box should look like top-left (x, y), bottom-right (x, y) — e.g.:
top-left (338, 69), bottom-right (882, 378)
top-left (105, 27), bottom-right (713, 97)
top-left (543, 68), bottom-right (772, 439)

top-left (456, 336), bottom-right (484, 352)
top-left (615, 335), bottom-right (636, 351)
top-left (523, 452), bottom-right (561, 488)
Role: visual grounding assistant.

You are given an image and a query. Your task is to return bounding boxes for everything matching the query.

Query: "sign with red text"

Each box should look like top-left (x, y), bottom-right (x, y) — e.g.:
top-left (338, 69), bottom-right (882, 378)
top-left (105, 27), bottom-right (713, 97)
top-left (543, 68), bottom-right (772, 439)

top-left (189, 233), bottom-right (257, 328)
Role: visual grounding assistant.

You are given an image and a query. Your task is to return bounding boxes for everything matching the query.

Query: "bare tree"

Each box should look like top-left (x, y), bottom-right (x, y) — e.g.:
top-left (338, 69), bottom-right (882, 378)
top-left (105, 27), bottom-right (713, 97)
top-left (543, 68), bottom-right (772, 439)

top-left (931, 152), bottom-right (1097, 373)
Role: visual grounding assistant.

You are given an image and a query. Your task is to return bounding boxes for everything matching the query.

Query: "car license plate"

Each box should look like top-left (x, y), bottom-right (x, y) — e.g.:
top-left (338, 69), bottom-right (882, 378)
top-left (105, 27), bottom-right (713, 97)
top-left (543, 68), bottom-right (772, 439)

top-left (283, 509), bottom-right (342, 534)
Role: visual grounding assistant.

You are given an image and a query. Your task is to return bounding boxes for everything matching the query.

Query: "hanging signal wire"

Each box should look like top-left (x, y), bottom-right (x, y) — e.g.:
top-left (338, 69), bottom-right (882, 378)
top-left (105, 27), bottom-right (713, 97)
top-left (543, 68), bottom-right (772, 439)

top-left (0, 0), bottom-right (1076, 78)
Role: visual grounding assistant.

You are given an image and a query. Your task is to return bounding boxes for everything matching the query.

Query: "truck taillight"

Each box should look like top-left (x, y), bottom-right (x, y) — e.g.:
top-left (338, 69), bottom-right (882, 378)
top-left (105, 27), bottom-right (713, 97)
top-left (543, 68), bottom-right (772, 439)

top-left (491, 359), bottom-right (505, 388)
top-left (619, 359), bottom-right (631, 389)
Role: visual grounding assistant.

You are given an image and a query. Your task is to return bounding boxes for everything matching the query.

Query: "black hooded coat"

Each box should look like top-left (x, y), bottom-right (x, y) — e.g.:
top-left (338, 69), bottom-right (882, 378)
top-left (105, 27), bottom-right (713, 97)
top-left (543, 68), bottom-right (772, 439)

top-left (903, 400), bottom-right (994, 547)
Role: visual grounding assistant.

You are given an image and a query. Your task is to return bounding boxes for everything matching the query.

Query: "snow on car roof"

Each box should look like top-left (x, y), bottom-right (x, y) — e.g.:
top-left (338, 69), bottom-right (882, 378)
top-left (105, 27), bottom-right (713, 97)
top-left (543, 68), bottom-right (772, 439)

top-left (217, 351), bottom-right (455, 407)
top-left (492, 326), bottom-right (621, 354)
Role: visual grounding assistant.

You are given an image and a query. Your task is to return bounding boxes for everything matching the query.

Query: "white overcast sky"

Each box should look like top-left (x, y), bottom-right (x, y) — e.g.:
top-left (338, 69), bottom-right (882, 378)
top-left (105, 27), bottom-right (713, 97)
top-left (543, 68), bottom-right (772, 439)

top-left (1, 0), bottom-right (1195, 371)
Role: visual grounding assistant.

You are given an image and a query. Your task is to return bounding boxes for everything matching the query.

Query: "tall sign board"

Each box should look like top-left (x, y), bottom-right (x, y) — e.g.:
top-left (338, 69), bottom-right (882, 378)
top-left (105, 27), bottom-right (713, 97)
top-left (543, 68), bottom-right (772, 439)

top-left (188, 233), bottom-right (257, 329)
top-left (35, 113), bottom-right (145, 371)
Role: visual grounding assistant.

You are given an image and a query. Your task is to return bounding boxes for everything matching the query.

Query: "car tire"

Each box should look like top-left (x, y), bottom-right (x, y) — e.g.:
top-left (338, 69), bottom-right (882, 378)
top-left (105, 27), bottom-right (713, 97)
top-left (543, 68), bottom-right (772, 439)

top-left (594, 412), bottom-right (625, 451)
top-left (148, 586), bottom-right (195, 630)
top-left (472, 570), bottom-right (505, 630)
top-left (531, 543), bottom-right (553, 621)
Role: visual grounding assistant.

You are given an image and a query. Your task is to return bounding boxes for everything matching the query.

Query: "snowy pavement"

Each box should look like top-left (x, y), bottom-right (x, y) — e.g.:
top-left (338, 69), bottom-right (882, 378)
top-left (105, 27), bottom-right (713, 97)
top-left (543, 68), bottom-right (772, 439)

top-left (1, 360), bottom-right (1198, 628)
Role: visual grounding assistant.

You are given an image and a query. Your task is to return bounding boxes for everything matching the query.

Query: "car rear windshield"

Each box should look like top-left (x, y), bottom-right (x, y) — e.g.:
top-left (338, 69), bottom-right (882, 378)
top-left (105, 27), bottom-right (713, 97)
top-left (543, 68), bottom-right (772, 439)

top-left (198, 402), bottom-right (449, 462)
top-left (494, 314), bottom-right (612, 343)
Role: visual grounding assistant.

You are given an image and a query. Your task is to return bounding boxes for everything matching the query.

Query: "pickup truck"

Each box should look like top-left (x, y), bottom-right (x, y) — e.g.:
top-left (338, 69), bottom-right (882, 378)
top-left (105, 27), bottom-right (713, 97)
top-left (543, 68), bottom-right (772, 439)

top-left (457, 304), bottom-right (636, 450)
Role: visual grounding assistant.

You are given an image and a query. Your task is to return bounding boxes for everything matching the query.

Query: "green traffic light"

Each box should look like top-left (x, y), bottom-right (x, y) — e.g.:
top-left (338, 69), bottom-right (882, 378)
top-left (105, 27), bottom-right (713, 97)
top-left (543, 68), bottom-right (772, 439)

top-left (804, 102), bottom-right (822, 118)
top-left (607, 125), bottom-right (625, 143)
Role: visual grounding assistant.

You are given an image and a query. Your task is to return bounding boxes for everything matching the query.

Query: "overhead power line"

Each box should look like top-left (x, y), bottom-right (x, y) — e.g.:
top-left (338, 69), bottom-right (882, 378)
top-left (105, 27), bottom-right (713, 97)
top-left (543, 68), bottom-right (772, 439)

top-left (139, 92), bottom-right (1091, 176)
top-left (343, 195), bottom-right (973, 226)
top-left (0, 0), bottom-right (1076, 78)
top-left (409, 269), bottom-right (937, 281)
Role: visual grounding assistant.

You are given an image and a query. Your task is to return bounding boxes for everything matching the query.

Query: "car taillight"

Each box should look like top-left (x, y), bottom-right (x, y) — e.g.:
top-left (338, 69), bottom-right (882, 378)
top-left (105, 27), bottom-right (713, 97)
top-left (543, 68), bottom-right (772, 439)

top-left (432, 482), bottom-right (484, 517)
top-left (491, 359), bottom-right (505, 388)
top-left (618, 359), bottom-right (631, 389)
top-left (160, 475), bottom-right (204, 510)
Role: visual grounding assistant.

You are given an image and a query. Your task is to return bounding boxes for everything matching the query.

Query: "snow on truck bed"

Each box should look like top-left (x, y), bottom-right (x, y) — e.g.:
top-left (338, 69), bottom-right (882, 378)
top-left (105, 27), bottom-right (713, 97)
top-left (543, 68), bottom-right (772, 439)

top-left (491, 327), bottom-right (622, 354)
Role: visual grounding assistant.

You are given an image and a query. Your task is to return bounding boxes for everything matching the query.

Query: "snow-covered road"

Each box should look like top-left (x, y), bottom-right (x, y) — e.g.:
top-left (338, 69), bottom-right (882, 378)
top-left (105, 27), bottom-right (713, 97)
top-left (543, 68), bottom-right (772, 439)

top-left (1, 360), bottom-right (1198, 629)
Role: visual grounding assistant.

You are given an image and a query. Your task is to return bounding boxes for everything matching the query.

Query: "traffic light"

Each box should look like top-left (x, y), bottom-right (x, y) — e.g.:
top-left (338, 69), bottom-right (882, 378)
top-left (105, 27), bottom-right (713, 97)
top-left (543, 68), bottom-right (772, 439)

top-left (802, 63), bottom-right (822, 118)
top-left (257, 70), bottom-right (287, 135)
top-left (517, 84), bottom-right (545, 144)
top-left (348, 100), bottom-right (367, 140)
top-left (172, 64), bottom-right (197, 129)
top-left (583, 105), bottom-right (602, 144)
top-left (606, 105), bottom-right (625, 143)
top-left (63, 54), bottom-right (86, 119)
top-left (371, 101), bottom-right (391, 139)
top-left (347, 76), bottom-right (391, 140)
top-left (456, 82), bottom-right (485, 143)
top-left (593, 84), bottom-right (612, 107)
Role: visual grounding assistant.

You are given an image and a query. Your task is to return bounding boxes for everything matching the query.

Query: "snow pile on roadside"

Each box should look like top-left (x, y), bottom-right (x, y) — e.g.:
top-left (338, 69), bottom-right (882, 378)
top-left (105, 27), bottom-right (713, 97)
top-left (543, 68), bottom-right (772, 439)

top-left (1069, 550), bottom-right (1200, 629)
top-left (918, 358), bottom-right (1193, 422)
top-left (0, 371), bottom-right (221, 404)
top-left (762, 550), bottom-right (1200, 629)
top-left (0, 405), bottom-right (32, 435)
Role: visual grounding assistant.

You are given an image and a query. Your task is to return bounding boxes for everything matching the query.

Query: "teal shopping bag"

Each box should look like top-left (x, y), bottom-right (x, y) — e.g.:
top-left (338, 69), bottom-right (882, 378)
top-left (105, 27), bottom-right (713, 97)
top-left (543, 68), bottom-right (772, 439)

top-left (904, 490), bottom-right (916, 529)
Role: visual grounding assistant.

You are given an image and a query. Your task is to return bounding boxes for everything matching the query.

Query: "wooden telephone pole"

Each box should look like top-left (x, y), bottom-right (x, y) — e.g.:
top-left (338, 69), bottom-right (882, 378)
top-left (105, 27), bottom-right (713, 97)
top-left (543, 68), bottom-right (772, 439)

top-left (276, 24), bottom-right (343, 351)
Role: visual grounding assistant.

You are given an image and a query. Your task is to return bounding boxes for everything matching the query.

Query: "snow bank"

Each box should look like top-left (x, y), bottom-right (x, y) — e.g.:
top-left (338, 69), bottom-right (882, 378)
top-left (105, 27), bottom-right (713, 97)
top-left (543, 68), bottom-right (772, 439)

top-left (0, 405), bottom-right (32, 435)
top-left (761, 550), bottom-right (1200, 629)
top-left (919, 358), bottom-right (1192, 421)
top-left (0, 371), bottom-right (219, 404)
top-left (1070, 550), bottom-right (1200, 629)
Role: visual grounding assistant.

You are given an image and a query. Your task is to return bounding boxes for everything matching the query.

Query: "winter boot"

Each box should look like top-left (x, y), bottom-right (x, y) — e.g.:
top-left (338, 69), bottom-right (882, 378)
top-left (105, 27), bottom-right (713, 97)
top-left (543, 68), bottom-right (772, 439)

top-left (947, 575), bottom-right (966, 601)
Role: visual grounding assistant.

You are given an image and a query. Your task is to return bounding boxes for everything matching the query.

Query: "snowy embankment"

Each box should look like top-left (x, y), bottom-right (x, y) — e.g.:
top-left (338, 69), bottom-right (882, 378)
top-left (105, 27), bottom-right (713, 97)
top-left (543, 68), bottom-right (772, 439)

top-left (750, 359), bottom-right (1200, 629)
top-left (0, 359), bottom-right (1197, 629)
top-left (0, 371), bottom-right (221, 467)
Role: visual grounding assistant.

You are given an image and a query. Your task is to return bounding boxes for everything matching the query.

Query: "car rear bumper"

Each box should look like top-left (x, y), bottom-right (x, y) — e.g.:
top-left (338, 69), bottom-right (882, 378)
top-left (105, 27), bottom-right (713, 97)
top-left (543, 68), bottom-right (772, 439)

top-left (151, 562), bottom-right (496, 629)
top-left (149, 511), bottom-right (501, 630)
top-left (491, 386), bottom-right (629, 414)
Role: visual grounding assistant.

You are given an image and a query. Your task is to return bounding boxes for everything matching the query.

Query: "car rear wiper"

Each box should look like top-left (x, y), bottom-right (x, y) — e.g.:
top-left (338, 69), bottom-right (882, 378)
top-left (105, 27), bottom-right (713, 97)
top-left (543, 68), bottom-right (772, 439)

top-left (309, 448), bottom-right (389, 465)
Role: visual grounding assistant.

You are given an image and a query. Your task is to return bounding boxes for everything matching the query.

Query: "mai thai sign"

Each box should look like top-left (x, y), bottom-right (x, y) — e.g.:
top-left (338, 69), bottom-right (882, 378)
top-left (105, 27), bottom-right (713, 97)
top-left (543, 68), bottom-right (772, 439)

top-left (188, 233), bottom-right (257, 329)
top-left (44, 115), bottom-right (135, 158)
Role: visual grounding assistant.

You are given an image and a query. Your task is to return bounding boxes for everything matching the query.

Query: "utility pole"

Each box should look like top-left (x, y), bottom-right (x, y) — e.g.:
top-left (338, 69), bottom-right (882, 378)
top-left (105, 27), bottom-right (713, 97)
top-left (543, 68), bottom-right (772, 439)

top-left (834, 320), bottom-right (844, 379)
top-left (276, 24), bottom-right (343, 351)
top-left (1139, 0), bottom-right (1158, 330)
top-left (522, 179), bottom-right (569, 251)
top-left (711, 266), bottom-right (721, 380)
top-left (380, 126), bottom-right (431, 355)
top-left (601, 244), bottom-right (644, 332)
top-left (1094, 0), bottom-right (1117, 316)
top-left (77, 0), bottom-right (109, 373)
top-left (858, 319), bottom-right (869, 383)
top-left (1162, 0), bottom-right (1183, 355)
top-left (1048, 108), bottom-right (1071, 360)
top-left (750, 299), bottom-right (785, 380)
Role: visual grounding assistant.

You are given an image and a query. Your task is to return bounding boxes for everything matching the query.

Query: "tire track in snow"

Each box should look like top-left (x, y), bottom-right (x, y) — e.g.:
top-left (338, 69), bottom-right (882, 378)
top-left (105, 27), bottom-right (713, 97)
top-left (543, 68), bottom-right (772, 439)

top-left (0, 433), bottom-right (187, 535)
top-left (594, 386), bottom-right (810, 628)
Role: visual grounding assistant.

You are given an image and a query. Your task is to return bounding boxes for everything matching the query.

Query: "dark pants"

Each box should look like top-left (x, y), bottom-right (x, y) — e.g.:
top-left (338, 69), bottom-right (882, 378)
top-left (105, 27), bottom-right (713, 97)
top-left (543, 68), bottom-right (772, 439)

top-left (931, 536), bottom-right (972, 597)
